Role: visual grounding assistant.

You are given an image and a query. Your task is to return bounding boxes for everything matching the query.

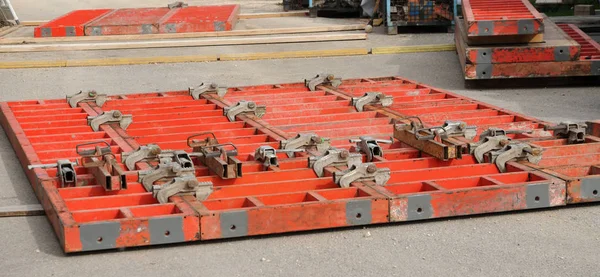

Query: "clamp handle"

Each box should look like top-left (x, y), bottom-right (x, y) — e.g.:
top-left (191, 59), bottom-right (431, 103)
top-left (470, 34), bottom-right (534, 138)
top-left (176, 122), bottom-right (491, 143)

top-left (187, 132), bottom-right (217, 148)
top-left (76, 141), bottom-right (112, 157)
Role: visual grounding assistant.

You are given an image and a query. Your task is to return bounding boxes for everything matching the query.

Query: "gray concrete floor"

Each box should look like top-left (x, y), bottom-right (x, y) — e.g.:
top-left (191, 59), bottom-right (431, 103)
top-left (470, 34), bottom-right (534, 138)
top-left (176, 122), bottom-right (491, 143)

top-left (1, 1), bottom-right (600, 276)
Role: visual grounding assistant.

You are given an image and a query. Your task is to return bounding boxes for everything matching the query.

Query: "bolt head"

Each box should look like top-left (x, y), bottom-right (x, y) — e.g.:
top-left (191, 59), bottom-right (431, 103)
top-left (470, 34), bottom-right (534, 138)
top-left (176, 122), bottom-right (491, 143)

top-left (367, 164), bottom-right (377, 173)
top-left (311, 136), bottom-right (321, 143)
top-left (339, 150), bottom-right (349, 159)
top-left (326, 74), bottom-right (335, 81)
top-left (112, 110), bottom-right (122, 118)
top-left (210, 83), bottom-right (218, 89)
top-left (531, 148), bottom-right (542, 156)
top-left (247, 102), bottom-right (256, 109)
top-left (88, 90), bottom-right (97, 97)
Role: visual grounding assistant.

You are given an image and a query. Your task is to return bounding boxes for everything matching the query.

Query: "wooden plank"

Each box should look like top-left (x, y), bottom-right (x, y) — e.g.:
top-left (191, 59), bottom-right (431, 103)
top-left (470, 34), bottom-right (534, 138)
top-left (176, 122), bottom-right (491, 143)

top-left (220, 48), bottom-right (369, 60)
top-left (0, 204), bottom-right (44, 217)
top-left (372, 44), bottom-right (456, 54)
top-left (0, 25), bottom-right (20, 37)
top-left (0, 33), bottom-right (367, 53)
top-left (0, 24), bottom-right (365, 44)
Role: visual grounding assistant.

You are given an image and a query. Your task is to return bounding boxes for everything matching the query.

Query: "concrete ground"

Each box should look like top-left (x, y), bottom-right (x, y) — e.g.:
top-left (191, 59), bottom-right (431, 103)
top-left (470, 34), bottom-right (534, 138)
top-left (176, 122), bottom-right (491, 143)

top-left (1, 1), bottom-right (600, 277)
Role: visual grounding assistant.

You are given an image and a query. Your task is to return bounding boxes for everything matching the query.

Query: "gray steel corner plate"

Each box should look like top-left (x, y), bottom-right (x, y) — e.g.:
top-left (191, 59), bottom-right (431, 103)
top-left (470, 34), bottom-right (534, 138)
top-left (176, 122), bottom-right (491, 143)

top-left (41, 28), bottom-right (51, 37)
top-left (149, 217), bottom-right (185, 245)
top-left (65, 26), bottom-right (76, 37)
top-left (407, 194), bottom-right (433, 221)
top-left (476, 64), bottom-right (493, 79)
top-left (526, 183), bottom-right (550, 209)
top-left (478, 21), bottom-right (494, 36)
top-left (220, 210), bottom-right (248, 238)
top-left (477, 48), bottom-right (492, 64)
top-left (554, 46), bottom-right (570, 62)
top-left (79, 221), bottom-right (120, 251)
top-left (591, 61), bottom-right (600, 76)
top-left (165, 23), bottom-right (176, 33)
top-left (90, 26), bottom-right (102, 36)
top-left (142, 24), bottom-right (153, 34)
top-left (346, 200), bottom-right (372, 225)
top-left (580, 177), bottom-right (600, 200)
top-left (214, 21), bottom-right (225, 31)
top-left (518, 19), bottom-right (535, 35)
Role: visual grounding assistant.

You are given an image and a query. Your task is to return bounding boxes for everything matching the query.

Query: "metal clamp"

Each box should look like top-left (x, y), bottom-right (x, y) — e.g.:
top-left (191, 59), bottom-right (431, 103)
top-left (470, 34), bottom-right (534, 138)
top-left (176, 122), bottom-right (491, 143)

top-left (305, 73), bottom-right (342, 91)
top-left (190, 143), bottom-right (243, 179)
top-left (139, 162), bottom-right (195, 191)
top-left (153, 175), bottom-right (213, 204)
top-left (159, 150), bottom-right (194, 170)
top-left (545, 121), bottom-right (587, 144)
top-left (76, 141), bottom-right (127, 191)
top-left (478, 127), bottom-right (532, 141)
top-left (223, 101), bottom-right (266, 122)
top-left (350, 136), bottom-right (393, 162)
top-left (28, 160), bottom-right (77, 187)
top-left (471, 135), bottom-right (511, 163)
top-left (253, 146), bottom-right (304, 170)
top-left (189, 83), bottom-right (227, 100)
top-left (122, 144), bottom-right (162, 171)
top-left (187, 132), bottom-right (219, 148)
top-left (488, 142), bottom-right (543, 172)
top-left (309, 149), bottom-right (362, 177)
top-left (167, 1), bottom-right (188, 9)
top-left (415, 120), bottom-right (477, 141)
top-left (66, 90), bottom-right (107, 108)
top-left (351, 92), bottom-right (393, 112)
top-left (87, 110), bottom-right (133, 132)
top-left (280, 133), bottom-right (331, 157)
top-left (333, 163), bottom-right (391, 188)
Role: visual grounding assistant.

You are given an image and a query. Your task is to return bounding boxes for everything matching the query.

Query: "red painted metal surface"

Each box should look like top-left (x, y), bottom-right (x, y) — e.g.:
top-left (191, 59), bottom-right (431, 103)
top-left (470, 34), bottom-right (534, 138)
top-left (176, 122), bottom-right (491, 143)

top-left (3, 76), bottom-right (598, 253)
top-left (33, 5), bottom-right (240, 37)
top-left (462, 0), bottom-right (544, 37)
top-left (33, 9), bottom-right (113, 38)
top-left (558, 24), bottom-right (600, 61)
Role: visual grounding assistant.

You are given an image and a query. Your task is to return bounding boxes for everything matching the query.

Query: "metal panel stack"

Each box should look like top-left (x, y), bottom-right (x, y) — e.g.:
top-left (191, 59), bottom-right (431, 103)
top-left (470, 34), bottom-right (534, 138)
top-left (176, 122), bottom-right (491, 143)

top-left (456, 0), bottom-right (600, 79)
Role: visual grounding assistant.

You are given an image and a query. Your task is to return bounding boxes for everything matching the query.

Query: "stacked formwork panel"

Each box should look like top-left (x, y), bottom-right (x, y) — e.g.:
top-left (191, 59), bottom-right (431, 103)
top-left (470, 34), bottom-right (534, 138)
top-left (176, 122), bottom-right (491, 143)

top-left (1, 76), bottom-right (599, 253)
top-left (456, 0), bottom-right (600, 79)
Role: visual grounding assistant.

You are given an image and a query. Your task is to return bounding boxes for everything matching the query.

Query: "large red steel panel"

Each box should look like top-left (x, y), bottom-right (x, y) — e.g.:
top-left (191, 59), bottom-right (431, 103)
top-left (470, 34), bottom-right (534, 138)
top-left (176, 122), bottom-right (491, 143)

top-left (462, 0), bottom-right (544, 37)
top-left (158, 5), bottom-right (240, 33)
top-left (4, 76), bottom-right (596, 253)
top-left (33, 9), bottom-right (113, 37)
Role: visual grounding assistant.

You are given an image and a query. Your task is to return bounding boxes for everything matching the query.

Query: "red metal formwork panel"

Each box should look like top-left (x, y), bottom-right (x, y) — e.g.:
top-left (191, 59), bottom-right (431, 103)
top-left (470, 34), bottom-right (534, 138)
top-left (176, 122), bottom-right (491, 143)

top-left (455, 16), bottom-right (580, 64)
top-left (33, 9), bottom-right (113, 38)
top-left (558, 24), bottom-right (600, 61)
top-left (84, 8), bottom-right (172, 36)
top-left (2, 76), bottom-right (590, 253)
top-left (158, 5), bottom-right (240, 33)
top-left (462, 0), bottom-right (544, 37)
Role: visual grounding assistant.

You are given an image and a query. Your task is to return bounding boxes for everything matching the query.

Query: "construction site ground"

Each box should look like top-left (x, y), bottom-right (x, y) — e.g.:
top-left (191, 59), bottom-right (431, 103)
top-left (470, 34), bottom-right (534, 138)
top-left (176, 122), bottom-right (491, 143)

top-left (1, 0), bottom-right (600, 276)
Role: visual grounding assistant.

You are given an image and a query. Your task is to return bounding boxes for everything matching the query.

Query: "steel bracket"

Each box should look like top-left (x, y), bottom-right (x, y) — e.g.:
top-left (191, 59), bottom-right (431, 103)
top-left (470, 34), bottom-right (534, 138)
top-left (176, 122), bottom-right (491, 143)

top-left (189, 82), bottom-right (227, 100)
top-left (158, 150), bottom-right (194, 170)
top-left (122, 144), bottom-right (162, 171)
top-left (57, 159), bottom-right (77, 188)
top-left (87, 110), bottom-right (133, 132)
top-left (393, 121), bottom-right (466, 161)
top-left (309, 149), bottom-right (362, 177)
top-left (333, 163), bottom-right (391, 188)
top-left (488, 142), bottom-right (543, 172)
top-left (66, 90), bottom-right (107, 108)
top-left (167, 1), bottom-right (188, 9)
top-left (223, 101), bottom-right (266, 122)
top-left (153, 175), bottom-right (212, 204)
top-left (191, 143), bottom-right (243, 179)
top-left (351, 92), bottom-right (393, 112)
top-left (280, 133), bottom-right (331, 157)
top-left (253, 146), bottom-right (303, 170)
top-left (305, 73), bottom-right (342, 91)
top-left (545, 121), bottom-right (588, 144)
top-left (76, 141), bottom-right (127, 191)
top-left (139, 162), bottom-right (195, 191)
top-left (350, 136), bottom-right (393, 162)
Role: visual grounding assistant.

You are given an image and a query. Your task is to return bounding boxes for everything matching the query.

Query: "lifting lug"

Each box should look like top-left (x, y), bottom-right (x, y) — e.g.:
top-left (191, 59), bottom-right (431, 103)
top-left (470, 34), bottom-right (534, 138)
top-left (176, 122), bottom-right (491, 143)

top-left (153, 176), bottom-right (213, 204)
top-left (305, 73), bottom-right (342, 91)
top-left (351, 92), bottom-right (393, 112)
top-left (223, 100), bottom-right (266, 122)
top-left (253, 146), bottom-right (304, 170)
top-left (189, 82), bottom-right (227, 99)
top-left (66, 90), bottom-right (107, 108)
top-left (122, 144), bottom-right (162, 171)
top-left (308, 149), bottom-right (362, 177)
top-left (280, 133), bottom-right (331, 157)
top-left (87, 110), bottom-right (133, 132)
top-left (545, 121), bottom-right (587, 144)
top-left (349, 136), bottom-right (393, 162)
top-left (415, 120), bottom-right (477, 141)
top-left (487, 142), bottom-right (543, 173)
top-left (333, 162), bottom-right (391, 188)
